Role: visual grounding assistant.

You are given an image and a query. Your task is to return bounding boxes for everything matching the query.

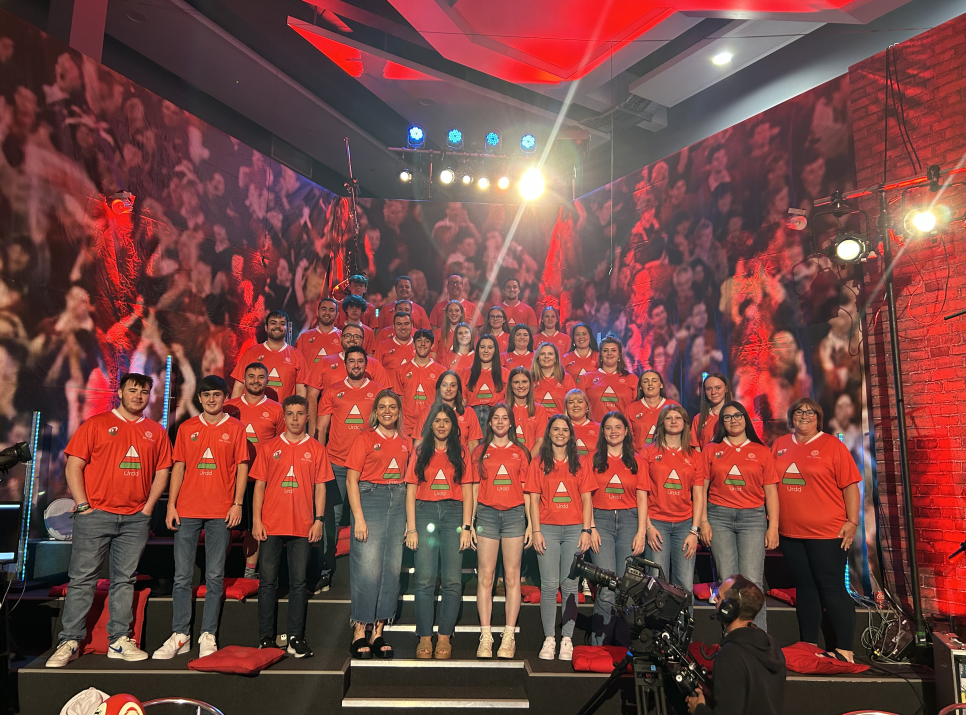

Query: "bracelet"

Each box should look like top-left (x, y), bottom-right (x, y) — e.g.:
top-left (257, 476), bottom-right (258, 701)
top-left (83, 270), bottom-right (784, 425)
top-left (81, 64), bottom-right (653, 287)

top-left (846, 518), bottom-right (858, 526)
top-left (232, 502), bottom-right (243, 507)
top-left (406, 528), bottom-right (416, 534)
top-left (74, 503), bottom-right (91, 513)
top-left (689, 526), bottom-right (701, 535)
top-left (532, 529), bottom-right (541, 533)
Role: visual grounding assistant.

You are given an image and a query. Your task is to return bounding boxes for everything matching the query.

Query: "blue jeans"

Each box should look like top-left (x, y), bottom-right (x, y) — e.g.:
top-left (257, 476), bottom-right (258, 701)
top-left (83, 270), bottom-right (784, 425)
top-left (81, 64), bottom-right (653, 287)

top-left (172, 517), bottom-right (230, 636)
top-left (537, 523), bottom-right (582, 638)
top-left (350, 482), bottom-right (407, 624)
top-left (706, 503), bottom-right (768, 631)
top-left (644, 519), bottom-right (696, 609)
top-left (414, 499), bottom-right (464, 637)
top-left (321, 463), bottom-right (349, 577)
top-left (471, 405), bottom-right (490, 434)
top-left (58, 509), bottom-right (151, 644)
top-left (257, 535), bottom-right (310, 640)
top-left (591, 508), bottom-right (638, 645)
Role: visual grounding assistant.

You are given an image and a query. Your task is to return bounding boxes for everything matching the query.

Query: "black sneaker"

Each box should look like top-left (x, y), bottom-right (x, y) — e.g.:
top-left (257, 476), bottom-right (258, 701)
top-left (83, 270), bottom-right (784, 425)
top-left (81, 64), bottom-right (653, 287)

top-left (312, 574), bottom-right (332, 594)
top-left (258, 636), bottom-right (276, 649)
top-left (287, 636), bottom-right (314, 658)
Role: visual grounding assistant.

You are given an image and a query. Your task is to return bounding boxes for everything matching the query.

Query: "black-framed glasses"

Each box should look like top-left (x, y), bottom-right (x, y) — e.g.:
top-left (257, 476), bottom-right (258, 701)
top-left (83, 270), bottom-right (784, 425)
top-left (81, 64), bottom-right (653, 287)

top-left (721, 413), bottom-right (744, 422)
top-left (793, 409), bottom-right (817, 418)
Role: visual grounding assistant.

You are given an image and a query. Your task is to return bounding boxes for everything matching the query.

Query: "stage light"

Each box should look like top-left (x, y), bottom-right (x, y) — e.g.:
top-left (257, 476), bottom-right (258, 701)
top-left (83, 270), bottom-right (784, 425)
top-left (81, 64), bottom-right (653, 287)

top-left (927, 164), bottom-right (941, 192)
top-left (110, 191), bottom-right (135, 214)
top-left (904, 204), bottom-right (950, 235)
top-left (439, 168), bottom-right (455, 185)
top-left (447, 128), bottom-right (463, 149)
top-left (407, 125), bottom-right (425, 148)
top-left (785, 207), bottom-right (807, 231)
top-left (520, 133), bottom-right (536, 154)
top-left (399, 169), bottom-right (413, 182)
top-left (478, 177), bottom-right (490, 190)
top-left (712, 52), bottom-right (733, 65)
top-left (829, 233), bottom-right (868, 264)
top-left (911, 210), bottom-right (936, 233)
top-left (462, 173), bottom-right (473, 185)
top-left (519, 167), bottom-right (544, 201)
top-left (497, 176), bottom-right (510, 190)
top-left (485, 131), bottom-right (502, 153)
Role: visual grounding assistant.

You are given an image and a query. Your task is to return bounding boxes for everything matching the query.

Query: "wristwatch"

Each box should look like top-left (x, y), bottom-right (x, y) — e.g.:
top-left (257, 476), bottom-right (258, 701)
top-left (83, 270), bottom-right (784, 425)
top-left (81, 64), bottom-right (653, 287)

top-left (581, 528), bottom-right (592, 535)
top-left (315, 516), bottom-right (325, 522)
top-left (463, 524), bottom-right (473, 531)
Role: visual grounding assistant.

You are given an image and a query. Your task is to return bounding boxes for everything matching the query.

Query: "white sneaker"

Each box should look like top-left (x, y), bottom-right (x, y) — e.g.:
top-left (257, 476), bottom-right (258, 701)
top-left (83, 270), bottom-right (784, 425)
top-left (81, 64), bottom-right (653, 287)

top-left (496, 630), bottom-right (516, 659)
top-left (477, 631), bottom-right (494, 659)
top-left (152, 633), bottom-right (190, 660)
top-left (559, 637), bottom-right (574, 661)
top-left (108, 635), bottom-right (149, 661)
top-left (45, 640), bottom-right (79, 668)
top-left (581, 580), bottom-right (591, 597)
top-left (198, 632), bottom-right (218, 658)
top-left (538, 637), bottom-right (556, 660)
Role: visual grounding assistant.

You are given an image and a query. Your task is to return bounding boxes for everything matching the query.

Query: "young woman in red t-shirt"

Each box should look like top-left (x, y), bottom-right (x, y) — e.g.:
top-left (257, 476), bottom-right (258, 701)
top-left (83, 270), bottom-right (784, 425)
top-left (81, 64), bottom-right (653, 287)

top-left (485, 306), bottom-right (511, 354)
top-left (565, 388), bottom-right (599, 458)
top-left (534, 305), bottom-right (571, 357)
top-left (433, 301), bottom-right (466, 361)
top-left (502, 324), bottom-right (534, 371)
top-left (461, 335), bottom-right (508, 431)
top-left (345, 389), bottom-right (412, 658)
top-left (405, 403), bottom-right (474, 660)
top-left (506, 366), bottom-right (548, 457)
top-left (526, 415), bottom-right (595, 661)
top-left (441, 323), bottom-right (475, 374)
top-left (700, 400), bottom-right (779, 631)
top-left (691, 372), bottom-right (731, 451)
top-left (628, 370), bottom-right (679, 452)
top-left (412, 371), bottom-right (483, 454)
top-left (578, 337), bottom-right (636, 422)
top-left (562, 323), bottom-right (599, 380)
top-left (469, 404), bottom-right (532, 659)
top-left (587, 411), bottom-right (648, 646)
top-left (531, 343), bottom-right (577, 415)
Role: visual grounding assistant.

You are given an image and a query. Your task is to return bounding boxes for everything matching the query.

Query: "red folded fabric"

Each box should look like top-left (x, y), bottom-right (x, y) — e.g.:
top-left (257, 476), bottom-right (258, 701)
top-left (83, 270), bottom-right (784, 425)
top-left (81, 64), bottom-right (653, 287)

top-left (781, 641), bottom-right (869, 674)
top-left (767, 588), bottom-right (797, 605)
top-left (572, 645), bottom-right (631, 673)
top-left (336, 525), bottom-right (350, 557)
top-left (193, 577), bottom-right (259, 601)
top-left (188, 645), bottom-right (285, 675)
top-left (688, 642), bottom-right (719, 672)
top-left (48, 575), bottom-right (151, 598)
top-left (518, 585), bottom-right (586, 603)
top-left (692, 583), bottom-right (715, 601)
top-left (84, 587), bottom-right (151, 654)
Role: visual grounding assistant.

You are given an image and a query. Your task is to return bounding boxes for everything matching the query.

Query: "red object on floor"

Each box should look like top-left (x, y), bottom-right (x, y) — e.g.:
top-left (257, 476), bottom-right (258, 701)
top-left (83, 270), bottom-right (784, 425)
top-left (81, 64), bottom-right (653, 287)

top-left (781, 641), bottom-right (869, 674)
top-left (85, 587), bottom-right (151, 654)
top-left (48, 575), bottom-right (151, 598)
top-left (572, 645), bottom-right (631, 673)
top-left (519, 585), bottom-right (586, 603)
top-left (337, 525), bottom-right (350, 557)
top-left (188, 645), bottom-right (286, 674)
top-left (692, 583), bottom-right (715, 601)
top-left (688, 642), bottom-right (719, 672)
top-left (193, 577), bottom-right (259, 601)
top-left (767, 587), bottom-right (797, 605)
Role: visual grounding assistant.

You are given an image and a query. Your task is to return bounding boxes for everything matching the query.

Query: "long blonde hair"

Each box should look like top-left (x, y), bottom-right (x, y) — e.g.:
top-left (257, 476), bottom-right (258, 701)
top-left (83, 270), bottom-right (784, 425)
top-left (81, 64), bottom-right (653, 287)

top-left (531, 342), bottom-right (565, 383)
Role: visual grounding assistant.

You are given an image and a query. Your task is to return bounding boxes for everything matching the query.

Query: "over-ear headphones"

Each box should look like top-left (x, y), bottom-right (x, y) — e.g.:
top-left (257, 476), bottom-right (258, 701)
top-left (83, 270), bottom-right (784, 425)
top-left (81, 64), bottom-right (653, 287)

top-left (715, 576), bottom-right (753, 625)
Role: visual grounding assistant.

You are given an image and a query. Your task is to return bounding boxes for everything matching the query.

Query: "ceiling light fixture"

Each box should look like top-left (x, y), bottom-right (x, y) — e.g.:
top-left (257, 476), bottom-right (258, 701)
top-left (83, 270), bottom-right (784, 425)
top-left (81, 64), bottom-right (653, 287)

top-left (407, 125), bottom-right (425, 148)
top-left (520, 133), bottom-right (537, 155)
top-left (497, 176), bottom-right (510, 190)
top-left (461, 173), bottom-right (473, 185)
top-left (519, 167), bottom-right (544, 201)
top-left (447, 128), bottom-right (464, 149)
top-left (829, 233), bottom-right (868, 264)
top-left (478, 177), bottom-right (490, 190)
top-left (439, 168), bottom-right (455, 185)
top-left (399, 169), bottom-right (413, 182)
top-left (484, 131), bottom-right (502, 154)
top-left (712, 52), bottom-right (733, 66)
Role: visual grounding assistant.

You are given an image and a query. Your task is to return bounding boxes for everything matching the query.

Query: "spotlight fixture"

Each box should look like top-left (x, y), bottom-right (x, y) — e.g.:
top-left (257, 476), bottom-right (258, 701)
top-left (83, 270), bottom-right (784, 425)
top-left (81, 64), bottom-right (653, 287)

top-left (399, 169), bottom-right (413, 182)
top-left (478, 177), bottom-right (490, 190)
top-left (447, 128), bottom-right (464, 149)
top-left (407, 125), bottom-right (425, 148)
top-left (497, 175), bottom-right (511, 190)
top-left (927, 164), bottom-right (941, 192)
top-left (461, 173), bottom-right (473, 185)
top-left (484, 131), bottom-right (502, 154)
top-left (110, 191), bottom-right (135, 214)
top-left (519, 167), bottom-right (544, 201)
top-left (712, 52), bottom-right (733, 65)
top-left (520, 133), bottom-right (537, 155)
top-left (829, 233), bottom-right (868, 264)
top-left (904, 205), bottom-right (951, 236)
top-left (785, 207), bottom-right (807, 231)
top-left (439, 168), bottom-right (455, 185)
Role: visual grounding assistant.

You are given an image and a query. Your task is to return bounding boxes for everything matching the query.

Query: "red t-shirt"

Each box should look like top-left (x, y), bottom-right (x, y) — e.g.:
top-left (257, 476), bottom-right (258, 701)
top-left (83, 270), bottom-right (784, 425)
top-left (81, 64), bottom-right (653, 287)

top-left (501, 350), bottom-right (533, 372)
top-left (525, 457), bottom-right (596, 526)
top-left (336, 301), bottom-right (376, 328)
top-left (579, 370), bottom-right (637, 422)
top-left (404, 446), bottom-right (470, 501)
top-left (430, 299), bottom-right (483, 328)
top-left (250, 434), bottom-right (334, 537)
top-left (172, 414), bottom-right (250, 519)
top-left (318, 378), bottom-right (383, 466)
top-left (470, 441), bottom-right (530, 510)
top-left (413, 405), bottom-right (484, 447)
top-left (65, 410), bottom-right (173, 515)
top-left (628, 398), bottom-right (680, 452)
top-left (306, 353), bottom-right (391, 392)
top-left (534, 331), bottom-right (571, 357)
top-left (375, 301), bottom-right (431, 330)
top-left (772, 432), bottom-right (862, 539)
top-left (461, 366), bottom-right (510, 407)
top-left (590, 453), bottom-right (648, 510)
top-left (345, 428), bottom-right (412, 483)
top-left (230, 342), bottom-right (307, 401)
top-left (489, 332), bottom-right (510, 354)
top-left (374, 337), bottom-right (417, 382)
top-left (441, 350), bottom-right (475, 374)
top-left (643, 445), bottom-right (705, 523)
top-left (562, 350), bottom-right (598, 380)
top-left (533, 373), bottom-right (577, 415)
top-left (511, 403), bottom-right (549, 451)
top-left (502, 301), bottom-right (537, 328)
top-left (224, 395), bottom-right (284, 462)
top-left (572, 419), bottom-right (600, 458)
top-left (296, 327), bottom-right (342, 366)
top-left (703, 440), bottom-right (779, 510)
top-left (397, 359), bottom-right (446, 435)
top-left (690, 412), bottom-right (720, 450)
top-left (432, 328), bottom-right (460, 358)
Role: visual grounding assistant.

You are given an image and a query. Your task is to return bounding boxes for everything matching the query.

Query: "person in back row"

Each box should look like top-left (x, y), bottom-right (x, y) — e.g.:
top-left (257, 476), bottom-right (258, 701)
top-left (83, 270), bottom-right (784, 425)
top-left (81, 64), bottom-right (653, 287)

top-left (412, 370), bottom-right (483, 453)
top-left (461, 335), bottom-right (508, 431)
top-left (579, 337), bottom-right (636, 422)
top-left (47, 373), bottom-right (173, 668)
top-left (296, 297), bottom-right (342, 366)
top-left (431, 274), bottom-right (482, 329)
top-left (398, 330), bottom-right (445, 437)
top-left (231, 311), bottom-right (307, 401)
top-left (376, 275), bottom-right (430, 330)
top-left (341, 295), bottom-right (377, 354)
top-left (502, 324), bottom-right (534, 371)
top-left (155, 376), bottom-right (249, 660)
top-left (501, 278), bottom-right (537, 329)
top-left (562, 323), bottom-right (598, 380)
top-left (336, 274), bottom-right (376, 328)
top-left (628, 370), bottom-right (679, 452)
top-left (534, 305), bottom-right (570, 357)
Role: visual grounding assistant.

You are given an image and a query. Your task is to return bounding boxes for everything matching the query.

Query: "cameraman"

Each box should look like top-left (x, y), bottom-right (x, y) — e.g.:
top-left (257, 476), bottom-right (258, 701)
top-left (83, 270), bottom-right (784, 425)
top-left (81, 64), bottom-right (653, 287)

top-left (686, 576), bottom-right (786, 715)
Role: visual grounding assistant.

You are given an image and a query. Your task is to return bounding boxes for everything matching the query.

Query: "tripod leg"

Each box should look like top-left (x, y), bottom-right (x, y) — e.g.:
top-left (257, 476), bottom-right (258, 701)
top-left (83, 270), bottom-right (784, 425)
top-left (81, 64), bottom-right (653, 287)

top-left (575, 655), bottom-right (633, 715)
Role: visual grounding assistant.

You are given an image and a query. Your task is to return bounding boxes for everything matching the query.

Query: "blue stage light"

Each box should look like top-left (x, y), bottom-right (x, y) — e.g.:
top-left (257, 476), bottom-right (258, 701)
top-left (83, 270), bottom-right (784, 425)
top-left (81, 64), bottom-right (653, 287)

top-left (447, 128), bottom-right (463, 149)
top-left (520, 133), bottom-right (536, 154)
top-left (485, 131), bottom-right (502, 153)
top-left (408, 125), bottom-right (425, 148)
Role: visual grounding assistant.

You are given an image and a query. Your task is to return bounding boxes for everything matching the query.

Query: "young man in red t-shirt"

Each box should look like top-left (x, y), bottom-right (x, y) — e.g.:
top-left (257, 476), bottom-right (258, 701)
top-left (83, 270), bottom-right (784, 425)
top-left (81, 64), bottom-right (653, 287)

top-left (375, 276), bottom-right (431, 330)
top-left (341, 295), bottom-right (377, 352)
top-left (335, 274), bottom-right (377, 328)
top-left (501, 278), bottom-right (538, 330)
top-left (46, 373), bottom-right (173, 668)
top-left (251, 395), bottom-right (332, 658)
top-left (224, 362), bottom-right (285, 579)
top-left (230, 310), bottom-right (307, 401)
top-left (296, 297), bottom-right (342, 366)
top-left (398, 329), bottom-right (445, 436)
top-left (153, 376), bottom-right (249, 661)
top-left (374, 312), bottom-right (416, 387)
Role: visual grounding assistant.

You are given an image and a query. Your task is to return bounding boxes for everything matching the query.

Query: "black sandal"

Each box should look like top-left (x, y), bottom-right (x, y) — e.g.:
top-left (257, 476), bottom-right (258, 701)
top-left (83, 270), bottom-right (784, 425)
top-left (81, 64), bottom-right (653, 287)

top-left (822, 650), bottom-right (850, 662)
top-left (351, 637), bottom-right (373, 659)
top-left (370, 636), bottom-right (394, 659)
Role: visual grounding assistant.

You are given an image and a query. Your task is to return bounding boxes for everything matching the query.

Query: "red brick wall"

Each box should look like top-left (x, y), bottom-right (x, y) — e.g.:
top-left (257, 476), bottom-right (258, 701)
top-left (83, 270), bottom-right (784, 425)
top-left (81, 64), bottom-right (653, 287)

top-left (849, 12), bottom-right (966, 617)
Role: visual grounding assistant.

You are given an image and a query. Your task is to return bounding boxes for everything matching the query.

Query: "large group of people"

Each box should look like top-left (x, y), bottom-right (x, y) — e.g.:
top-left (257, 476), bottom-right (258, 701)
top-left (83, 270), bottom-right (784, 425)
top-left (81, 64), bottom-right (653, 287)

top-left (46, 286), bottom-right (863, 674)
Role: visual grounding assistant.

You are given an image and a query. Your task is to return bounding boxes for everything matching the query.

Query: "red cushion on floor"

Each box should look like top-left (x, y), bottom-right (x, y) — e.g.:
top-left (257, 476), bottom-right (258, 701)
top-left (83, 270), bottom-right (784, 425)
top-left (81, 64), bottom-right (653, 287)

top-left (188, 645), bottom-right (285, 674)
top-left (572, 645), bottom-right (630, 673)
top-left (48, 574), bottom-right (151, 598)
top-left (767, 588), bottom-right (797, 605)
top-left (194, 577), bottom-right (260, 601)
top-left (83, 587), bottom-right (151, 654)
top-left (336, 526), bottom-right (350, 557)
top-left (781, 642), bottom-right (869, 674)
top-left (692, 583), bottom-right (715, 601)
top-left (688, 642), bottom-right (719, 672)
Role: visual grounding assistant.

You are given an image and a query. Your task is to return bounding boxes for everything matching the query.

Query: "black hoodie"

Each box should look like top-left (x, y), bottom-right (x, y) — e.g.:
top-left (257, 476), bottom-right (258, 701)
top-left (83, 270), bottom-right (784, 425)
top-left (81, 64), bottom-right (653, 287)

top-left (694, 625), bottom-right (786, 715)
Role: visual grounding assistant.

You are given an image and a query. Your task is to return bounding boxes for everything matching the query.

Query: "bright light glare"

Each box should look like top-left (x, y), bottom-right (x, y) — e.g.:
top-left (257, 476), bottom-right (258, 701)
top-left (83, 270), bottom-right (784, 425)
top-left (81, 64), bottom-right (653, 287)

top-left (462, 174), bottom-right (473, 185)
top-left (426, 523), bottom-right (436, 533)
top-left (712, 52), bottom-right (733, 65)
top-left (835, 238), bottom-right (863, 262)
top-left (439, 168), bottom-right (455, 184)
top-left (399, 169), bottom-right (412, 182)
top-left (478, 177), bottom-right (490, 189)
top-left (519, 167), bottom-right (544, 201)
top-left (911, 210), bottom-right (937, 233)
top-left (497, 176), bottom-right (510, 190)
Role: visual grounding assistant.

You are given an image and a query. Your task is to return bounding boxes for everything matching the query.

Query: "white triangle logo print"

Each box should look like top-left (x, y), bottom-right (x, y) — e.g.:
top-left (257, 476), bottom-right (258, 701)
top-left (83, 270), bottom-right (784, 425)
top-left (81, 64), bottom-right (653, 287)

top-left (552, 481), bottom-right (571, 503)
top-left (431, 469), bottom-right (450, 490)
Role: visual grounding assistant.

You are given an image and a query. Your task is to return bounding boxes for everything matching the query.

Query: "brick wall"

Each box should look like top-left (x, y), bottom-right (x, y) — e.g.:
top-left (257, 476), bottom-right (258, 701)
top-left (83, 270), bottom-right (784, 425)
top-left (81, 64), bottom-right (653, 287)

top-left (849, 12), bottom-right (966, 617)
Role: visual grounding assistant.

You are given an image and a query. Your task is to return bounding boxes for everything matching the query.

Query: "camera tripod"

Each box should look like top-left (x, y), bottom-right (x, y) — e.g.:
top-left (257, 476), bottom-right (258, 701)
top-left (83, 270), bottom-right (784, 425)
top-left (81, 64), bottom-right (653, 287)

top-left (576, 651), bottom-right (678, 715)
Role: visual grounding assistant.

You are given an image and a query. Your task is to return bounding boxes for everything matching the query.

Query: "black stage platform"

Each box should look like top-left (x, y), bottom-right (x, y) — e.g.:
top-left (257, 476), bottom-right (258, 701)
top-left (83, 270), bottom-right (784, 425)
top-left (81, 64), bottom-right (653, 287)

top-left (11, 539), bottom-right (935, 715)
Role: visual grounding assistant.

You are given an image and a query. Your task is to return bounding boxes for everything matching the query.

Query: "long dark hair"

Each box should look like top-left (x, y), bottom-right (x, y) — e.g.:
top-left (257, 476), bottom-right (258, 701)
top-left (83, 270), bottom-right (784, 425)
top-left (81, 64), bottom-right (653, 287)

top-left (592, 411), bottom-right (637, 474)
top-left (698, 372), bottom-right (733, 436)
top-left (636, 369), bottom-right (666, 400)
top-left (476, 402), bottom-right (529, 479)
top-left (506, 366), bottom-right (536, 418)
top-left (434, 370), bottom-right (465, 415)
top-left (415, 403), bottom-right (465, 484)
top-left (468, 334), bottom-right (504, 393)
top-left (509, 323), bottom-right (533, 353)
top-left (450, 322), bottom-right (473, 353)
top-left (710, 401), bottom-right (764, 445)
top-left (597, 336), bottom-right (631, 376)
top-left (569, 322), bottom-right (599, 353)
top-left (487, 306), bottom-right (509, 334)
top-left (539, 414), bottom-right (581, 476)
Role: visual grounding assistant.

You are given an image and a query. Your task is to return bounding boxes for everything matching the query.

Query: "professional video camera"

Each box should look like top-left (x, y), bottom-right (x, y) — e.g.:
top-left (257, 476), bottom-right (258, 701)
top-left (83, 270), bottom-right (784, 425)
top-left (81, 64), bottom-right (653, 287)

top-left (571, 553), bottom-right (708, 715)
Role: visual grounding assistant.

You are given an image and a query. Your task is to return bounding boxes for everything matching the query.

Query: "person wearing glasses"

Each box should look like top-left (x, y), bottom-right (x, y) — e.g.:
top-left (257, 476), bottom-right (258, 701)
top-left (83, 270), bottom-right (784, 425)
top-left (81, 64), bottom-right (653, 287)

top-left (772, 398), bottom-right (862, 662)
top-left (699, 401), bottom-right (779, 631)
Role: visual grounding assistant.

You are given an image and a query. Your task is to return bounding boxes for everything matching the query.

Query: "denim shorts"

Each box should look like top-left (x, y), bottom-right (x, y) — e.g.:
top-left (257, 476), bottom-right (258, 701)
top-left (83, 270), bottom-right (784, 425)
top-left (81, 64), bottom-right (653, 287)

top-left (475, 503), bottom-right (526, 540)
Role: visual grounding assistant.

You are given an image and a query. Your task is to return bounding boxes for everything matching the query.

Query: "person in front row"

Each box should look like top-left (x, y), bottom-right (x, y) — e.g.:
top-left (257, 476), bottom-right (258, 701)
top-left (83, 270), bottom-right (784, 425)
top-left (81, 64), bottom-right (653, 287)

top-left (686, 576), bottom-right (786, 715)
top-left (154, 376), bottom-right (250, 660)
top-left (251, 395), bottom-right (332, 658)
top-left (47, 373), bottom-right (173, 668)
